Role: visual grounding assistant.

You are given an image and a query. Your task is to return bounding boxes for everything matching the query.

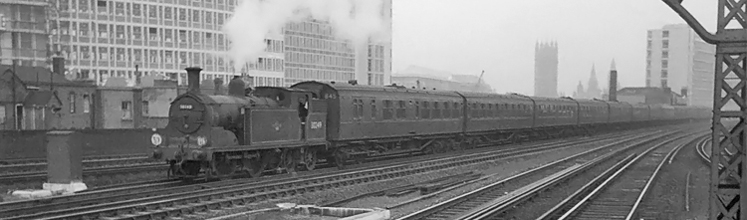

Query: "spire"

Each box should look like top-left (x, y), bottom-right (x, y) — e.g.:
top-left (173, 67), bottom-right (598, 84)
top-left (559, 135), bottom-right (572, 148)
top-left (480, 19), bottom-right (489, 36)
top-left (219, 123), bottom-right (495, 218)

top-left (610, 59), bottom-right (616, 71)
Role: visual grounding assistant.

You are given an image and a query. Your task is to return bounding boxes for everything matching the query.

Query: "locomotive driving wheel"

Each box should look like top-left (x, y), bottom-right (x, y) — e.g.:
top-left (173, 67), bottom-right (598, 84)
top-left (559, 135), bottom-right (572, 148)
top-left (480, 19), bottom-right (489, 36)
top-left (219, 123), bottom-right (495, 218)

top-left (241, 155), bottom-right (266, 178)
top-left (301, 147), bottom-right (318, 171)
top-left (211, 154), bottom-right (236, 179)
top-left (281, 149), bottom-right (298, 173)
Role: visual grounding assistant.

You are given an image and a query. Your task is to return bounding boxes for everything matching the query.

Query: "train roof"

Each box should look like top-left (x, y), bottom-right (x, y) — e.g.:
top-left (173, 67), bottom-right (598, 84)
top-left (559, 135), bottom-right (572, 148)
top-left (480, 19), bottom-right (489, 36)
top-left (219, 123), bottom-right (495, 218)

top-left (292, 81), bottom-right (462, 97)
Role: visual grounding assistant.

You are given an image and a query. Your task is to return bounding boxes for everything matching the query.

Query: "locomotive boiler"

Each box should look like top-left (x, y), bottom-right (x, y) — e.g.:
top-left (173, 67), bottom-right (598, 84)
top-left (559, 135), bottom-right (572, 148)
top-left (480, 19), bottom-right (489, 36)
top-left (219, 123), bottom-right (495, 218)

top-left (151, 67), bottom-right (328, 179)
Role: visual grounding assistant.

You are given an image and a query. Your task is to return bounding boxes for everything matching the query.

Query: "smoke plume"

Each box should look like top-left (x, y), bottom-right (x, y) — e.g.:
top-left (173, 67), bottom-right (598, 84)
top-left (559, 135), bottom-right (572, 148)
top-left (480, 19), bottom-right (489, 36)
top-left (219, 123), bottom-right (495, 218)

top-left (223, 0), bottom-right (389, 72)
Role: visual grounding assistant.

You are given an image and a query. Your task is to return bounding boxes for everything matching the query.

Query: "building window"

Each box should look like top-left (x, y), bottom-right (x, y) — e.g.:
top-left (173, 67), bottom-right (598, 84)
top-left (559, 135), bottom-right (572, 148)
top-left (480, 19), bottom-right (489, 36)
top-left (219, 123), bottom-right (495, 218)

top-left (193, 31), bottom-right (201, 44)
top-left (149, 28), bottom-right (158, 40)
top-left (205, 11), bottom-right (213, 24)
top-left (133, 27), bottom-right (142, 40)
top-left (122, 101), bottom-right (132, 120)
top-left (79, 0), bottom-right (89, 12)
top-left (662, 60), bottom-right (668, 68)
top-left (663, 40), bottom-right (669, 49)
top-left (116, 48), bottom-right (125, 61)
top-left (142, 101), bottom-right (149, 116)
top-left (115, 2), bottom-right (124, 15)
top-left (132, 4), bottom-right (141, 16)
top-left (165, 51), bottom-right (173, 63)
top-left (164, 29), bottom-right (173, 42)
top-left (99, 47), bottom-right (108, 60)
top-left (98, 24), bottom-right (108, 38)
top-left (149, 5), bottom-right (157, 18)
top-left (164, 7), bottom-right (172, 20)
top-left (116, 25), bottom-right (125, 39)
top-left (661, 70), bottom-right (668, 78)
top-left (192, 10), bottom-right (200, 22)
top-left (180, 52), bottom-right (187, 64)
top-left (83, 94), bottom-right (90, 113)
top-left (69, 92), bottom-right (76, 113)
top-left (134, 49), bottom-right (142, 62)
top-left (0, 106), bottom-right (5, 126)
top-left (663, 30), bottom-right (669, 38)
top-left (179, 8), bottom-right (187, 21)
top-left (370, 100), bottom-right (376, 119)
top-left (179, 30), bottom-right (187, 43)
top-left (150, 50), bottom-right (158, 63)
top-left (80, 23), bottom-right (89, 36)
top-left (662, 50), bottom-right (668, 58)
top-left (647, 40), bottom-right (651, 48)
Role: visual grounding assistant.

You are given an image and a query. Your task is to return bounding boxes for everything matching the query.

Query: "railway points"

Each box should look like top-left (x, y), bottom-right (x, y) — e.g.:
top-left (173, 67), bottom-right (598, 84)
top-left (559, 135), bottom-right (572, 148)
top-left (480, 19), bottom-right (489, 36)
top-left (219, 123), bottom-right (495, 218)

top-left (393, 127), bottom-right (701, 220)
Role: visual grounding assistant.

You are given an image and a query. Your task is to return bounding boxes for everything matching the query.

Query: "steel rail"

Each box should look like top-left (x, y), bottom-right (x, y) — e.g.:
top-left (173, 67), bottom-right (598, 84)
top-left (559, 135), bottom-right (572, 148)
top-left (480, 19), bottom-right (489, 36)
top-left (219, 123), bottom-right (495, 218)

top-left (452, 132), bottom-right (700, 220)
top-left (394, 130), bottom-right (678, 220)
top-left (552, 132), bottom-right (701, 220)
top-left (0, 163), bottom-right (169, 184)
top-left (0, 156), bottom-right (155, 175)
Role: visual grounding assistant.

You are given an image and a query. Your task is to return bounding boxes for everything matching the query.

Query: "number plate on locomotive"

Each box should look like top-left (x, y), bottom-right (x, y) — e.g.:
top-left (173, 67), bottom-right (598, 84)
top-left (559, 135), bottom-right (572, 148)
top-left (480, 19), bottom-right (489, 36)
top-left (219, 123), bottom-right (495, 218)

top-left (180, 104), bottom-right (193, 110)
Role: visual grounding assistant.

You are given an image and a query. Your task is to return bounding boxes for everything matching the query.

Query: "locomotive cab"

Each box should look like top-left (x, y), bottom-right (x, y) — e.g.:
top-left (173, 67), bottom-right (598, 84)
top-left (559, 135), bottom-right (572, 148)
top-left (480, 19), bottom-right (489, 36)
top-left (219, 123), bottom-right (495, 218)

top-left (249, 87), bottom-right (327, 143)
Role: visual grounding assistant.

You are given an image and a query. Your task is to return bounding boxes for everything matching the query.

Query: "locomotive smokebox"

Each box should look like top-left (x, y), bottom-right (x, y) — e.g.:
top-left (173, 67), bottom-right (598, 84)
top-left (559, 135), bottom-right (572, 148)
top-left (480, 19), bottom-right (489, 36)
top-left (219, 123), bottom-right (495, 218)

top-left (186, 67), bottom-right (203, 93)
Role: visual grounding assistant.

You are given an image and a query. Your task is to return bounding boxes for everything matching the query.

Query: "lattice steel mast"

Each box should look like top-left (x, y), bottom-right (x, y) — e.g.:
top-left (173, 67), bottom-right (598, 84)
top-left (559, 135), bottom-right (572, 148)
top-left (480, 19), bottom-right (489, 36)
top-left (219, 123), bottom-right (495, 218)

top-left (662, 0), bottom-right (747, 219)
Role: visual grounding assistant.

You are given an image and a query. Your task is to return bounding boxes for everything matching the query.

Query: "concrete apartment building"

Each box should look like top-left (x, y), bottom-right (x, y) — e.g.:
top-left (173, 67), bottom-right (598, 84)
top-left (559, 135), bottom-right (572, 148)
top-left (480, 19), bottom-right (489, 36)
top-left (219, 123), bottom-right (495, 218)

top-left (646, 24), bottom-right (715, 107)
top-left (534, 41), bottom-right (558, 98)
top-left (37, 0), bottom-right (391, 88)
top-left (0, 0), bottom-right (51, 67)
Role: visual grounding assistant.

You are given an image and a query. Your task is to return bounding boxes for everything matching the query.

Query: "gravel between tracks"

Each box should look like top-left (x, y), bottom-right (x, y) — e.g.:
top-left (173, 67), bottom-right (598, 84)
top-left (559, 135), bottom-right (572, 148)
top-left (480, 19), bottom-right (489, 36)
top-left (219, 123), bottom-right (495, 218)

top-left (200, 134), bottom-right (637, 220)
top-left (636, 136), bottom-right (710, 219)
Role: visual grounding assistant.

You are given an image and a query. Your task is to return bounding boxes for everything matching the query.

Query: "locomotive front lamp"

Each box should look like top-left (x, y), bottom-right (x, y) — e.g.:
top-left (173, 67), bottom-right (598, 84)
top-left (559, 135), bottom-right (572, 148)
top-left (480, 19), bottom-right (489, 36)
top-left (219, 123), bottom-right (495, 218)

top-left (151, 133), bottom-right (163, 146)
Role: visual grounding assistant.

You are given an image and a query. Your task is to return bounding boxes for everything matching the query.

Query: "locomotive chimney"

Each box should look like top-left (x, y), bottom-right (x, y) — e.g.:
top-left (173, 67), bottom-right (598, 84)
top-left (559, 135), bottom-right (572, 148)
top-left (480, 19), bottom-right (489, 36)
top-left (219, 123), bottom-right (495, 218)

top-left (186, 67), bottom-right (202, 93)
top-left (608, 59), bottom-right (617, 102)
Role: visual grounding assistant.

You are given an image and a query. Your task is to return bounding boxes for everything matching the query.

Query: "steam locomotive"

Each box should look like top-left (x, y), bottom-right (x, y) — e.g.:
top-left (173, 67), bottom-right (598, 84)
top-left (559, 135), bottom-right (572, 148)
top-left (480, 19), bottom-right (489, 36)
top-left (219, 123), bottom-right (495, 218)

top-left (149, 67), bottom-right (710, 179)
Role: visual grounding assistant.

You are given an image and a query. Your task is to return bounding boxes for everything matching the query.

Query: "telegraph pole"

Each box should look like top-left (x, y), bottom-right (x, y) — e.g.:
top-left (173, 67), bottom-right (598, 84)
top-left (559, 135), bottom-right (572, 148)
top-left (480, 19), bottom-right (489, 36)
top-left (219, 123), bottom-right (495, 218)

top-left (662, 0), bottom-right (747, 219)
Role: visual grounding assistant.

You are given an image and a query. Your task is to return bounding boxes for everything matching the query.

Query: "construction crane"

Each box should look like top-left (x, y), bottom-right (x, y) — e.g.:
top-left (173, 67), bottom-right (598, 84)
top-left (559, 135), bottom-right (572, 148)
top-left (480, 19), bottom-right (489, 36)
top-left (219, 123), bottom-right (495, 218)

top-left (474, 70), bottom-right (485, 92)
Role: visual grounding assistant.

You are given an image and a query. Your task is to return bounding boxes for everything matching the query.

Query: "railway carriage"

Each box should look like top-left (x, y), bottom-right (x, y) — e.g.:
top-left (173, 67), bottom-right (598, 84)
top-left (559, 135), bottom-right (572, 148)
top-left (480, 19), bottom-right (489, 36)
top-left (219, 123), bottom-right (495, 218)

top-left (574, 99), bottom-right (609, 125)
top-left (532, 97), bottom-right (578, 127)
top-left (631, 104), bottom-right (650, 122)
top-left (649, 104), bottom-right (666, 121)
top-left (292, 81), bottom-right (465, 161)
top-left (460, 92), bottom-right (534, 132)
top-left (608, 101), bottom-right (633, 123)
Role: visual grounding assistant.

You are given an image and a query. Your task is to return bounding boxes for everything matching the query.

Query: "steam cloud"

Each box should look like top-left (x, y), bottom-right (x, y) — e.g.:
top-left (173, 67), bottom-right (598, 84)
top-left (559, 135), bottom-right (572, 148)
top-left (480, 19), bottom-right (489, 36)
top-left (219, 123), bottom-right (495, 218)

top-left (223, 0), bottom-right (389, 72)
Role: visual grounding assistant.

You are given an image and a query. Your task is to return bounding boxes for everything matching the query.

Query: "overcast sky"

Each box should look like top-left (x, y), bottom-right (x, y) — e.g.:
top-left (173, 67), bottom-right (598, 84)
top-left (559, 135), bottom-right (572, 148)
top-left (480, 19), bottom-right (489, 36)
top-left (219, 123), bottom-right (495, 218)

top-left (391, 0), bottom-right (719, 96)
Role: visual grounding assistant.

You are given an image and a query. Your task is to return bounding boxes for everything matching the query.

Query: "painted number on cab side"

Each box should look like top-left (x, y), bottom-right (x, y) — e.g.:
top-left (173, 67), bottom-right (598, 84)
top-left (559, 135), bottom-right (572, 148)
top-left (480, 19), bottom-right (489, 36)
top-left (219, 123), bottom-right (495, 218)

top-left (310, 121), bottom-right (323, 129)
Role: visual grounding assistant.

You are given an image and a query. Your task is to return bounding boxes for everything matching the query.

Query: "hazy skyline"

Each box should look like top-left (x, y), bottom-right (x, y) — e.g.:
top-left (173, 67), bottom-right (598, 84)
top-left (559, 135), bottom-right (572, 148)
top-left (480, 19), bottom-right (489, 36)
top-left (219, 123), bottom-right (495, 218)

top-left (391, 0), bottom-right (719, 96)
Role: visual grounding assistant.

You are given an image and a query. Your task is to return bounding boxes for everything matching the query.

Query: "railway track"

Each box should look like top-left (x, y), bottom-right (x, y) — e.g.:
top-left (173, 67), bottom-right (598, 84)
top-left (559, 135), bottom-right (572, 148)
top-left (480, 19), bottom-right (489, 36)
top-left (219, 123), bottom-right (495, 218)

top-left (0, 163), bottom-right (169, 191)
top-left (393, 129), bottom-right (691, 220)
top-left (0, 129), bottom-right (653, 220)
top-left (535, 132), bottom-right (705, 220)
top-left (0, 156), bottom-right (159, 175)
top-left (0, 154), bottom-right (148, 166)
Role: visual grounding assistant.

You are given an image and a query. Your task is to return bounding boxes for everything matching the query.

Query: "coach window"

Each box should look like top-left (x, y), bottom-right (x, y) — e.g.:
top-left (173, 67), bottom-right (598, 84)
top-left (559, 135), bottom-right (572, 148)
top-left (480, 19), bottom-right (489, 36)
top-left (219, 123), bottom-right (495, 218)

top-left (443, 102), bottom-right (450, 118)
top-left (397, 101), bottom-right (406, 119)
top-left (422, 101), bottom-right (430, 119)
top-left (383, 100), bottom-right (393, 120)
top-left (352, 99), bottom-right (358, 119)
top-left (433, 102), bottom-right (440, 119)
top-left (371, 100), bottom-right (377, 120)
top-left (414, 101), bottom-right (420, 119)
